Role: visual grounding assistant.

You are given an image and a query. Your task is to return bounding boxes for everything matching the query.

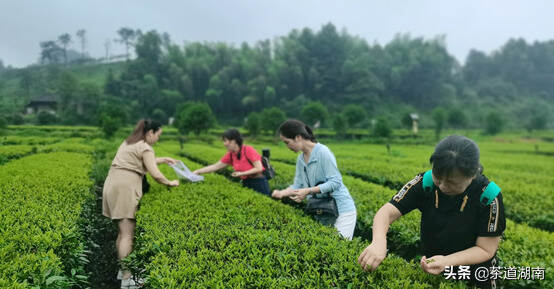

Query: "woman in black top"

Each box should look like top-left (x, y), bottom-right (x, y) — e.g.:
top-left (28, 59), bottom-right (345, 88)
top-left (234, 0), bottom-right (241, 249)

top-left (358, 135), bottom-right (506, 288)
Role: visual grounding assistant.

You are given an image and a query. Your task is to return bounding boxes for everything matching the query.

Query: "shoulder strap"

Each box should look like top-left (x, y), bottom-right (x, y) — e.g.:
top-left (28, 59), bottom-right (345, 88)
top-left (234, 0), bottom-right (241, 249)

top-left (422, 169), bottom-right (500, 206)
top-left (422, 170), bottom-right (434, 192)
top-left (244, 146), bottom-right (264, 169)
top-left (243, 146), bottom-right (253, 165)
top-left (480, 181), bottom-right (501, 206)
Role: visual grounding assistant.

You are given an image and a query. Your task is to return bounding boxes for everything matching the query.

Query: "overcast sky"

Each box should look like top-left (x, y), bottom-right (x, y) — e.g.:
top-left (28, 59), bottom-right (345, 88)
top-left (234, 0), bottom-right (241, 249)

top-left (1, 0), bottom-right (553, 68)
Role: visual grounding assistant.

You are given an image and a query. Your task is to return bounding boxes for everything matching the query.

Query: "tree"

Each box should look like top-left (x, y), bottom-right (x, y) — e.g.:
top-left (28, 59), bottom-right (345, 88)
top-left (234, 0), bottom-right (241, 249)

top-left (98, 98), bottom-right (126, 138)
top-left (526, 113), bottom-right (548, 132)
top-left (332, 113), bottom-right (347, 138)
top-left (76, 29), bottom-right (87, 59)
top-left (99, 110), bottom-right (123, 138)
top-left (432, 107), bottom-right (447, 140)
top-left (342, 104), bottom-right (367, 127)
top-left (19, 70), bottom-right (34, 96)
top-left (174, 102), bottom-right (216, 136)
top-left (56, 71), bottom-right (79, 111)
top-left (300, 101), bottom-right (328, 127)
top-left (245, 112), bottom-right (262, 137)
top-left (58, 33), bottom-right (72, 64)
top-left (138, 74), bottom-right (159, 116)
top-left (264, 86), bottom-right (276, 106)
top-left (485, 111), bottom-right (503, 135)
top-left (37, 111), bottom-right (58, 125)
top-left (135, 30), bottom-right (162, 65)
top-left (385, 34), bottom-right (457, 109)
top-left (75, 82), bottom-right (102, 124)
top-left (158, 90), bottom-right (184, 119)
top-left (40, 41), bottom-right (62, 64)
top-left (11, 114), bottom-right (24, 125)
top-left (104, 68), bottom-right (120, 95)
top-left (261, 107), bottom-right (286, 134)
top-left (152, 108), bottom-right (167, 124)
top-left (401, 113), bottom-right (413, 129)
top-left (463, 49), bottom-right (490, 84)
top-left (374, 116), bottom-right (392, 138)
top-left (447, 108), bottom-right (468, 128)
top-left (116, 27), bottom-right (138, 60)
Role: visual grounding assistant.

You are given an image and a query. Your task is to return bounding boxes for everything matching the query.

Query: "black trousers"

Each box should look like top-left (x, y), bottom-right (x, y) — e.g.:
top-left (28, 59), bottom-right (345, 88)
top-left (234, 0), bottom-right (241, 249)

top-left (242, 177), bottom-right (270, 196)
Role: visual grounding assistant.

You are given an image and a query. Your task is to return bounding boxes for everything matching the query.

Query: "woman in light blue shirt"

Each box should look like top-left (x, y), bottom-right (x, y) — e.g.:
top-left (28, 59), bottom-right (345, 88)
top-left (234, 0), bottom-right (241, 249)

top-left (272, 119), bottom-right (357, 240)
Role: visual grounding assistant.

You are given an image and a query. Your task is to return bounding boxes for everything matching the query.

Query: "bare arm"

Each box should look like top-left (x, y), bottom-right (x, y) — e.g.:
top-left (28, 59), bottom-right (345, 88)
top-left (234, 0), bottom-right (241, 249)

top-left (143, 151), bottom-right (176, 186)
top-left (358, 203), bottom-right (403, 271)
top-left (272, 158), bottom-right (304, 199)
top-left (373, 203), bottom-right (402, 242)
top-left (193, 161), bottom-right (228, 175)
top-left (422, 236), bottom-right (501, 275)
top-left (233, 160), bottom-right (263, 177)
top-left (448, 236), bottom-right (500, 266)
top-left (155, 157), bottom-right (177, 165)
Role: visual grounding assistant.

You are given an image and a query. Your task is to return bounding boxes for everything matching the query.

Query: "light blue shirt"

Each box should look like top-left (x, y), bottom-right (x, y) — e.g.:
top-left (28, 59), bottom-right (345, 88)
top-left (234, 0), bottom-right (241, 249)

top-left (289, 143), bottom-right (356, 214)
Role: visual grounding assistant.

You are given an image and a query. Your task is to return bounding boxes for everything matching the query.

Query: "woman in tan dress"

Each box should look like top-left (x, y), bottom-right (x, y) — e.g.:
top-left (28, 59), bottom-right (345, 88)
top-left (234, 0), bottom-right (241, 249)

top-left (102, 119), bottom-right (179, 288)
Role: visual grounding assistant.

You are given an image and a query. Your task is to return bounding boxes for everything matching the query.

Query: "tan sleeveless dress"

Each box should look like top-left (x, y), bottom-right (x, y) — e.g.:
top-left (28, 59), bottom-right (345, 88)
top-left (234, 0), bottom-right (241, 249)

top-left (102, 140), bottom-right (153, 219)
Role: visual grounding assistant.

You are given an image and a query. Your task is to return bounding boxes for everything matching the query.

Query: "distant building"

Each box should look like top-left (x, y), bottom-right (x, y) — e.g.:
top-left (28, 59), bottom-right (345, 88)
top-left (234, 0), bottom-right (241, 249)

top-left (410, 113), bottom-right (419, 135)
top-left (25, 94), bottom-right (59, 115)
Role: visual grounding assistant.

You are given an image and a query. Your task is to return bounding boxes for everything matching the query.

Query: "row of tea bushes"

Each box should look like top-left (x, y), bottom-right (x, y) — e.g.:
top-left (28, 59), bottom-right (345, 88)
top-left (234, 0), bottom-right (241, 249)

top-left (0, 138), bottom-right (95, 165)
top-left (0, 152), bottom-right (94, 288)
top-left (0, 145), bottom-right (36, 164)
top-left (4, 125), bottom-right (103, 139)
top-left (128, 146), bottom-right (466, 288)
top-left (175, 141), bottom-right (552, 288)
top-left (173, 142), bottom-right (428, 259)
top-left (248, 141), bottom-right (554, 231)
top-left (0, 135), bottom-right (61, 145)
top-left (269, 160), bottom-right (553, 289)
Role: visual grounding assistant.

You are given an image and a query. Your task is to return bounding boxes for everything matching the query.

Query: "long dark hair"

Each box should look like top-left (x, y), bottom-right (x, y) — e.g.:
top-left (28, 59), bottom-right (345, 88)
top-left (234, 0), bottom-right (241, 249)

top-left (278, 119), bottom-right (317, 142)
top-left (222, 128), bottom-right (244, 159)
top-left (430, 135), bottom-right (483, 179)
top-left (126, 119), bottom-right (162, 145)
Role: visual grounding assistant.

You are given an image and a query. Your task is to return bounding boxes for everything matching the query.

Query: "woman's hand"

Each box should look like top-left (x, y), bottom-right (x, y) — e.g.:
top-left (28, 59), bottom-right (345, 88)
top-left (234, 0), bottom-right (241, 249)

top-left (420, 255), bottom-right (447, 275)
top-left (358, 241), bottom-right (388, 272)
top-left (272, 188), bottom-right (297, 199)
top-left (290, 188), bottom-right (309, 203)
top-left (271, 190), bottom-right (283, 199)
top-left (168, 180), bottom-right (179, 187)
top-left (162, 157), bottom-right (177, 165)
top-left (231, 171), bottom-right (244, 178)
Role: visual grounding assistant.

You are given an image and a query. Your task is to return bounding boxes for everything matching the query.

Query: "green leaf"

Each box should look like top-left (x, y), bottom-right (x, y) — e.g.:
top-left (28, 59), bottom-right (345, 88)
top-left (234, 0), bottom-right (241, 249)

top-left (46, 276), bottom-right (65, 285)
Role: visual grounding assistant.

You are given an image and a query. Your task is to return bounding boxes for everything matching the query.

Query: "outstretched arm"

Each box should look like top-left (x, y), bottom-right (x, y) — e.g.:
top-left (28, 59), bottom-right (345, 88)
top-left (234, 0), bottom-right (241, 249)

top-left (192, 161), bottom-right (228, 175)
top-left (156, 157), bottom-right (177, 165)
top-left (143, 151), bottom-right (179, 186)
top-left (358, 203), bottom-right (402, 271)
top-left (421, 236), bottom-right (501, 275)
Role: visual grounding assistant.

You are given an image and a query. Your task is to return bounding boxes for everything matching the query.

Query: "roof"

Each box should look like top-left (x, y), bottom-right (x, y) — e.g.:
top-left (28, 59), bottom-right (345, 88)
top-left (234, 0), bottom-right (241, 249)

top-left (26, 94), bottom-right (59, 107)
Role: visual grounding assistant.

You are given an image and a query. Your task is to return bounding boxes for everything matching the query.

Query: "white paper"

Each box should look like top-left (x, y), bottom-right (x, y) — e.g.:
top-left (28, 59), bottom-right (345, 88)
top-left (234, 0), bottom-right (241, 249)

top-left (170, 161), bottom-right (204, 182)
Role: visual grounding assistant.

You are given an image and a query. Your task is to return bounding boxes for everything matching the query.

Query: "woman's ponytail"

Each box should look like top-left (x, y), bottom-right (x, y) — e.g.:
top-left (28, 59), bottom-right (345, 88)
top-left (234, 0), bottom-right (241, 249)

top-left (126, 118), bottom-right (162, 144)
top-left (304, 125), bottom-right (316, 142)
top-left (278, 119), bottom-right (317, 142)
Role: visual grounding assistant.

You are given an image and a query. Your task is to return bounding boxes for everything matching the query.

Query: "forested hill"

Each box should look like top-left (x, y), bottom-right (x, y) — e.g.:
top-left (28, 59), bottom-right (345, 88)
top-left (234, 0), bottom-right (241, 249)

top-left (0, 23), bottom-right (552, 130)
